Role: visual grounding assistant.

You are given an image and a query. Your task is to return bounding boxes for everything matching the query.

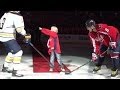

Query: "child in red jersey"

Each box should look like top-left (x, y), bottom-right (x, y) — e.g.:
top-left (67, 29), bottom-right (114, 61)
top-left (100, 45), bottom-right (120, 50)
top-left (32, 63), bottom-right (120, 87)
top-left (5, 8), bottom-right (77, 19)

top-left (39, 26), bottom-right (65, 72)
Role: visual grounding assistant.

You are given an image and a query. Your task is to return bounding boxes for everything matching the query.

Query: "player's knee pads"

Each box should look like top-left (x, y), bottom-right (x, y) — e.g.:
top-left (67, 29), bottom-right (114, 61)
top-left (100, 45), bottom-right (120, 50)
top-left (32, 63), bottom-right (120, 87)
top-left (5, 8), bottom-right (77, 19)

top-left (110, 52), bottom-right (119, 59)
top-left (13, 50), bottom-right (23, 63)
top-left (13, 57), bottom-right (22, 63)
top-left (5, 52), bottom-right (14, 63)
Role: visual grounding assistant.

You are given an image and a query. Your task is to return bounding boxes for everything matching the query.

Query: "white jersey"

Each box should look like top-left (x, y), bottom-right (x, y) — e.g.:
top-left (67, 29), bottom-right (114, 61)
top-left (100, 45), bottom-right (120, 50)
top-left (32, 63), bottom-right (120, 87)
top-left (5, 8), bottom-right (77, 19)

top-left (0, 12), bottom-right (24, 42)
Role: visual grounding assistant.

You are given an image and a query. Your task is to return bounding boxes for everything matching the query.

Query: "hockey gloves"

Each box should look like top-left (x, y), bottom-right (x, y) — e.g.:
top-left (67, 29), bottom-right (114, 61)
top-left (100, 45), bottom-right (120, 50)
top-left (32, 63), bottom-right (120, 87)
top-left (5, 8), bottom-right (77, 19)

top-left (24, 33), bottom-right (31, 44)
top-left (91, 53), bottom-right (98, 62)
top-left (39, 27), bottom-right (42, 30)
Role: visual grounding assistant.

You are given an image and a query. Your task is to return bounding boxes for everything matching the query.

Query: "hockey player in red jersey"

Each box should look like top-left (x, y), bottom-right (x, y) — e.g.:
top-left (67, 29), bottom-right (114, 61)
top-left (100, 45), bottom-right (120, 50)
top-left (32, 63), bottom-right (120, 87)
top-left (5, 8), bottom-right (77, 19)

top-left (39, 26), bottom-right (65, 72)
top-left (85, 19), bottom-right (120, 77)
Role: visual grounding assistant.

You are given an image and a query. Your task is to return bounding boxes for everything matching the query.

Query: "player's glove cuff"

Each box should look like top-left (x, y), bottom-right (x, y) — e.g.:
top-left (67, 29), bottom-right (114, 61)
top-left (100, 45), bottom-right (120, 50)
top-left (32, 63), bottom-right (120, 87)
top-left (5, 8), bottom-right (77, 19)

top-left (24, 33), bottom-right (31, 44)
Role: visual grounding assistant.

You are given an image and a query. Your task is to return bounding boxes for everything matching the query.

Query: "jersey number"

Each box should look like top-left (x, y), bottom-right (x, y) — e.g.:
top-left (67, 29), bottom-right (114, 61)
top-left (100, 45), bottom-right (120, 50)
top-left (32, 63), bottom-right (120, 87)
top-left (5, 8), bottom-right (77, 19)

top-left (105, 28), bottom-right (109, 32)
top-left (0, 18), bottom-right (6, 29)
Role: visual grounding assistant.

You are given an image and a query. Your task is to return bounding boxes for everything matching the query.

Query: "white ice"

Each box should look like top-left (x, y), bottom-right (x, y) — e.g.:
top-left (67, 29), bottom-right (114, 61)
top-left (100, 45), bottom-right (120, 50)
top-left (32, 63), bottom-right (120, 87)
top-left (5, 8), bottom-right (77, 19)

top-left (0, 43), bottom-right (120, 79)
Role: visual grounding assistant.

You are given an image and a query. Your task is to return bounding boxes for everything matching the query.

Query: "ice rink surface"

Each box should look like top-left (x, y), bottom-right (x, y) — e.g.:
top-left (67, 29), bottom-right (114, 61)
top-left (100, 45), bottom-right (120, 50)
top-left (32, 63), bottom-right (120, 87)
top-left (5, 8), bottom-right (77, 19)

top-left (0, 43), bottom-right (120, 79)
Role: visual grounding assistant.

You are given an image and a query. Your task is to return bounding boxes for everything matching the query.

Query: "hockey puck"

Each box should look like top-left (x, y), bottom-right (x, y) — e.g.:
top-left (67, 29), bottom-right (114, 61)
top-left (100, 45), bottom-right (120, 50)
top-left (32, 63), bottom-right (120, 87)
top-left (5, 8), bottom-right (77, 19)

top-left (65, 71), bottom-right (71, 75)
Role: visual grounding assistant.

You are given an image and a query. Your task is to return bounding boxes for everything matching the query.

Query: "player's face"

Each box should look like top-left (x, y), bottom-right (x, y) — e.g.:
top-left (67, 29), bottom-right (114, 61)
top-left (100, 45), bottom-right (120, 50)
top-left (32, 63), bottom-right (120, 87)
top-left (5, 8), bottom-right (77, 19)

top-left (86, 27), bottom-right (93, 32)
top-left (86, 26), bottom-right (96, 32)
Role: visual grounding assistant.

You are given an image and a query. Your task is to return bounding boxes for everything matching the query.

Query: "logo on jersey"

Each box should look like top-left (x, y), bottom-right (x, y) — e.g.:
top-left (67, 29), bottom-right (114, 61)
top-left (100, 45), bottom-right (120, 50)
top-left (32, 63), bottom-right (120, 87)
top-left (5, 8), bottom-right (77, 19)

top-left (95, 34), bottom-right (104, 42)
top-left (0, 18), bottom-right (6, 29)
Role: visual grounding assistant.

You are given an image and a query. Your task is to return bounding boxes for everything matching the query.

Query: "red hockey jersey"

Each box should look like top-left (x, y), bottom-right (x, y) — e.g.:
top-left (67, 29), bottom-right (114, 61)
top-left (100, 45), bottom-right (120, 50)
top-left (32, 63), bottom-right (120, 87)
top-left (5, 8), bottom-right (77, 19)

top-left (89, 24), bottom-right (119, 54)
top-left (41, 28), bottom-right (61, 54)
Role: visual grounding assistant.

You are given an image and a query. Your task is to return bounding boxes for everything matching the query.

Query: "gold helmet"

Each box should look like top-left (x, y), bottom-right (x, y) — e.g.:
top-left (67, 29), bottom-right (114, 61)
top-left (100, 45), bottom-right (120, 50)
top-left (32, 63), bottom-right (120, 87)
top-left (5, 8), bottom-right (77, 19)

top-left (9, 11), bottom-right (20, 14)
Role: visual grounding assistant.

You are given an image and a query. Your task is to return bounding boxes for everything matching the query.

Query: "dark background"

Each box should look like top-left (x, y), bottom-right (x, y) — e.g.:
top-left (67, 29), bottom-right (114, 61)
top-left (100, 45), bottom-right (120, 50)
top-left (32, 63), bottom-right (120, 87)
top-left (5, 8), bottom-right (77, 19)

top-left (1, 10), bottom-right (120, 45)
top-left (0, 0), bottom-right (120, 51)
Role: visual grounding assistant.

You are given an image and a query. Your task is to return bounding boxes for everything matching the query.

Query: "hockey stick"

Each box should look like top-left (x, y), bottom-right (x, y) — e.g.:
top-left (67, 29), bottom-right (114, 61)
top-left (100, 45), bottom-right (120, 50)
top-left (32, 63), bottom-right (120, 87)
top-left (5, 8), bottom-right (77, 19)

top-left (68, 47), bottom-right (109, 74)
top-left (29, 42), bottom-right (60, 72)
top-left (70, 60), bottom-right (91, 73)
top-left (30, 42), bottom-right (71, 74)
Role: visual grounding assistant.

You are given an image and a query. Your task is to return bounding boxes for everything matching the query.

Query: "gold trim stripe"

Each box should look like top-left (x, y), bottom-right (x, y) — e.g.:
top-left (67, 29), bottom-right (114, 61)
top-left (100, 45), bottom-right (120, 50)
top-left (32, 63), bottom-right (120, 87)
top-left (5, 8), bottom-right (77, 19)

top-left (0, 33), bottom-right (15, 38)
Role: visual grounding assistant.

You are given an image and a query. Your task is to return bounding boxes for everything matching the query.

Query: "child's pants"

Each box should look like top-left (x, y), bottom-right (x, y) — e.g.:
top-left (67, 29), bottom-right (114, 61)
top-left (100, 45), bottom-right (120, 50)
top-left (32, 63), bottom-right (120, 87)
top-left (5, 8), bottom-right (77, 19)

top-left (50, 50), bottom-right (63, 68)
